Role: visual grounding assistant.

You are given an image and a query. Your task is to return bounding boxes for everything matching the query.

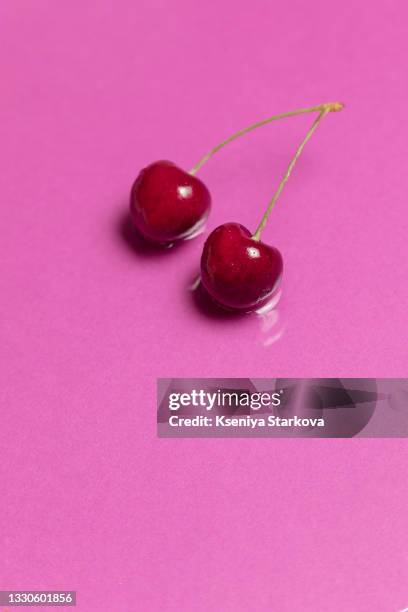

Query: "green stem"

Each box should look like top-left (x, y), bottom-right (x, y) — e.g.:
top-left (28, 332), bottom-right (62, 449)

top-left (189, 102), bottom-right (343, 176)
top-left (252, 105), bottom-right (338, 241)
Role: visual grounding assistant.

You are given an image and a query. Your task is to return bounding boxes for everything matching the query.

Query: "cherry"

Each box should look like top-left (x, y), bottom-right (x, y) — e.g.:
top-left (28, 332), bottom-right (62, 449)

top-left (201, 223), bottom-right (283, 311)
top-left (130, 161), bottom-right (211, 244)
top-left (129, 103), bottom-right (342, 246)
top-left (200, 102), bottom-right (344, 312)
top-left (129, 102), bottom-right (343, 256)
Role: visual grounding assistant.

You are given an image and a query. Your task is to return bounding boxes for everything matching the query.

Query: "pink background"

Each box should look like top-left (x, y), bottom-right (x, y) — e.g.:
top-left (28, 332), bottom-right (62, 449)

top-left (1, 1), bottom-right (408, 610)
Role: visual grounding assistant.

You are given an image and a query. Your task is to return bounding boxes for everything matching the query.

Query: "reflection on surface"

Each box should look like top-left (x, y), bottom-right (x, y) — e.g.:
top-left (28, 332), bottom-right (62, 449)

top-left (190, 275), bottom-right (201, 291)
top-left (190, 276), bottom-right (285, 344)
top-left (182, 219), bottom-right (206, 240)
top-left (257, 289), bottom-right (285, 347)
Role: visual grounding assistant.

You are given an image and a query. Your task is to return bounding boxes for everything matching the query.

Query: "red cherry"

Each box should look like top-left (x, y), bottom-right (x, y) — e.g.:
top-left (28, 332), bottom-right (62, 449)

top-left (198, 102), bottom-right (344, 312)
top-left (130, 161), bottom-right (211, 244)
top-left (200, 223), bottom-right (283, 311)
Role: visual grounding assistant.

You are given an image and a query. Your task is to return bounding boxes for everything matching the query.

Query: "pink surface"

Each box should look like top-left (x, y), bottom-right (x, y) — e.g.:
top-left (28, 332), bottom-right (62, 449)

top-left (1, 1), bottom-right (408, 610)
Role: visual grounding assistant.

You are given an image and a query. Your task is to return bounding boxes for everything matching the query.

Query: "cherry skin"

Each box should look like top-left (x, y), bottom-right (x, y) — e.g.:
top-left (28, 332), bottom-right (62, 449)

top-left (200, 222), bottom-right (283, 311)
top-left (130, 161), bottom-right (211, 244)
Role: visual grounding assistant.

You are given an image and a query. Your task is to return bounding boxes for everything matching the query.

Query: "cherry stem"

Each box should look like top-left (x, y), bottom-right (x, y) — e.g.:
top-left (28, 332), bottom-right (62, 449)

top-left (252, 103), bottom-right (343, 241)
top-left (189, 102), bottom-right (343, 176)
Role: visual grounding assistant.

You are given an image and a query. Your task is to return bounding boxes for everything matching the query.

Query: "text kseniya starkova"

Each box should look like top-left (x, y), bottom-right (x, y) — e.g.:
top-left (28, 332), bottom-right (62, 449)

top-left (167, 389), bottom-right (325, 428)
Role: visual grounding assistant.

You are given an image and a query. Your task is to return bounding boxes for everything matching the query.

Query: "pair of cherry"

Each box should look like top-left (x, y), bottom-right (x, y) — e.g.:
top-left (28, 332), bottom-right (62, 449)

top-left (129, 102), bottom-right (343, 312)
